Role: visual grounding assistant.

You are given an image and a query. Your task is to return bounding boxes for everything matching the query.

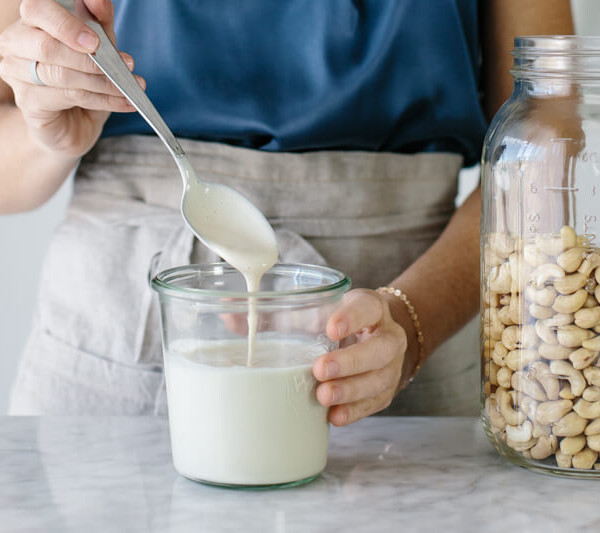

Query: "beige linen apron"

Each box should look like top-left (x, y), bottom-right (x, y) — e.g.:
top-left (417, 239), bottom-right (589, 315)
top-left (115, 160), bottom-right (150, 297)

top-left (9, 135), bottom-right (478, 416)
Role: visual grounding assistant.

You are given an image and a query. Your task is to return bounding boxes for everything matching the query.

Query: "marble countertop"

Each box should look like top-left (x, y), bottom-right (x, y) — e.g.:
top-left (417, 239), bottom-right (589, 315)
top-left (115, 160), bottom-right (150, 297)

top-left (1, 416), bottom-right (600, 532)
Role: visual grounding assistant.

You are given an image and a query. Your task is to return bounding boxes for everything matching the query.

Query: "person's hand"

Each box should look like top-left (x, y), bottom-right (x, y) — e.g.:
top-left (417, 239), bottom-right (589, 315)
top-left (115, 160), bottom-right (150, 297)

top-left (0, 0), bottom-right (144, 159)
top-left (313, 288), bottom-right (416, 426)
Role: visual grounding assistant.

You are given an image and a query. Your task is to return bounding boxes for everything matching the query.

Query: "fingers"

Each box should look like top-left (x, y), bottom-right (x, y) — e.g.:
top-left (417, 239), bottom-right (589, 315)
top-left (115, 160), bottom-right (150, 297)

top-left (13, 82), bottom-right (134, 114)
top-left (20, 0), bottom-right (101, 53)
top-left (315, 356), bottom-right (401, 407)
top-left (1, 55), bottom-right (144, 97)
top-left (326, 289), bottom-right (385, 341)
top-left (313, 331), bottom-right (398, 381)
top-left (0, 23), bottom-right (131, 74)
top-left (327, 392), bottom-right (395, 427)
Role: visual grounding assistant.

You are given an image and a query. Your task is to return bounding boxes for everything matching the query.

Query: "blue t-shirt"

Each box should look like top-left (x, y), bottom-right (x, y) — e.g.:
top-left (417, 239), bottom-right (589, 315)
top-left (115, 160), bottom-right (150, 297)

top-left (103, 0), bottom-right (487, 165)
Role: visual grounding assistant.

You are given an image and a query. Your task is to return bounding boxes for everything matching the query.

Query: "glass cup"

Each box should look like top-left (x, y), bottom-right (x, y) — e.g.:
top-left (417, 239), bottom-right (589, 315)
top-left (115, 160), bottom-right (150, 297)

top-left (151, 263), bottom-right (351, 488)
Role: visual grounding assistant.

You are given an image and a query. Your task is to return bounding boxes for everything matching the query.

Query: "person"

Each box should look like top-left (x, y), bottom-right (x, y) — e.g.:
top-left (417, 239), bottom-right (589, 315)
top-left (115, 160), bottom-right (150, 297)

top-left (0, 0), bottom-right (574, 423)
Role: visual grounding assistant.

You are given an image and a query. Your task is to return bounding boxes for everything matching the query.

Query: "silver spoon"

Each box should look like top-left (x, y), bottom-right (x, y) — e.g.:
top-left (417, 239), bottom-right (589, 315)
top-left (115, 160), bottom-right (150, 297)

top-left (56, 0), bottom-right (278, 274)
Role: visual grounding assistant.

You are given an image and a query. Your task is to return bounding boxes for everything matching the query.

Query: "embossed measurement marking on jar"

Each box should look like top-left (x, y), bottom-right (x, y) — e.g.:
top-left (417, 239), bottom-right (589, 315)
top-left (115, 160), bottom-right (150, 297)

top-left (540, 186), bottom-right (580, 192)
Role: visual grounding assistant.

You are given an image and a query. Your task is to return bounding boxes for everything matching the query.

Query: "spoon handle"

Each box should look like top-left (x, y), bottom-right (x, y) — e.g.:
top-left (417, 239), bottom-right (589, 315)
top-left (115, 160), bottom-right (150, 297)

top-left (55, 0), bottom-right (185, 159)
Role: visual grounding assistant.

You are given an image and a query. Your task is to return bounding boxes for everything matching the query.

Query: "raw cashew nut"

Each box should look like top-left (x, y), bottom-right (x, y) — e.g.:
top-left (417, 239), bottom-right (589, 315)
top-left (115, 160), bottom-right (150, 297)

top-left (583, 386), bottom-right (600, 402)
top-left (584, 294), bottom-right (598, 308)
top-left (535, 319), bottom-right (558, 345)
top-left (512, 371), bottom-right (547, 401)
top-left (524, 244), bottom-right (550, 268)
top-left (536, 227), bottom-right (577, 256)
top-left (498, 306), bottom-right (514, 326)
top-left (550, 360), bottom-right (587, 396)
top-left (546, 313), bottom-right (575, 327)
top-left (509, 253), bottom-right (529, 294)
top-left (583, 366), bottom-right (600, 386)
top-left (579, 252), bottom-right (600, 277)
top-left (518, 324), bottom-right (539, 349)
top-left (507, 437), bottom-right (538, 452)
top-left (570, 348), bottom-right (598, 370)
top-left (561, 225), bottom-right (579, 250)
top-left (520, 395), bottom-right (538, 420)
top-left (506, 349), bottom-right (538, 371)
top-left (533, 422), bottom-right (551, 438)
top-left (530, 304), bottom-right (555, 320)
top-left (485, 396), bottom-right (506, 431)
top-left (497, 366), bottom-right (513, 389)
top-left (559, 435), bottom-right (586, 455)
top-left (529, 361), bottom-right (560, 400)
top-left (555, 451), bottom-right (573, 468)
top-left (492, 342), bottom-right (509, 367)
top-left (535, 399), bottom-right (573, 425)
top-left (489, 233), bottom-right (515, 258)
top-left (506, 421), bottom-right (534, 443)
top-left (552, 289), bottom-right (588, 314)
top-left (539, 343), bottom-right (573, 360)
top-left (496, 387), bottom-right (526, 426)
top-left (509, 294), bottom-right (525, 324)
top-left (572, 447), bottom-right (598, 469)
top-left (587, 434), bottom-right (600, 452)
top-left (525, 286), bottom-right (557, 307)
top-left (574, 399), bottom-right (600, 419)
top-left (552, 411), bottom-right (588, 437)
top-left (575, 306), bottom-right (600, 328)
top-left (557, 247), bottom-right (586, 273)
top-left (582, 336), bottom-right (600, 352)
top-left (530, 434), bottom-right (558, 460)
top-left (559, 382), bottom-right (576, 400)
top-left (532, 263), bottom-right (565, 289)
top-left (557, 325), bottom-right (595, 348)
top-left (554, 272), bottom-right (588, 295)
top-left (489, 262), bottom-right (512, 293)
top-left (483, 307), bottom-right (505, 341)
top-left (484, 290), bottom-right (500, 308)
top-left (584, 418), bottom-right (600, 436)
top-left (502, 326), bottom-right (520, 351)
top-left (485, 245), bottom-right (505, 270)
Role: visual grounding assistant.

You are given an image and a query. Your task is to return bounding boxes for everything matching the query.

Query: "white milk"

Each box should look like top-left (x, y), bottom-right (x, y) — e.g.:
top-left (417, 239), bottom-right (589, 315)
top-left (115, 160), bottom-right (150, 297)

top-left (165, 337), bottom-right (329, 486)
top-left (176, 156), bottom-right (278, 365)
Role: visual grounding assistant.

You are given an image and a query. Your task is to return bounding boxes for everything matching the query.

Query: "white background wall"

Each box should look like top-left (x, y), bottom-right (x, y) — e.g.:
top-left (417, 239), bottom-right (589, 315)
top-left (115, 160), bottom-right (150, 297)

top-left (0, 1), bottom-right (598, 414)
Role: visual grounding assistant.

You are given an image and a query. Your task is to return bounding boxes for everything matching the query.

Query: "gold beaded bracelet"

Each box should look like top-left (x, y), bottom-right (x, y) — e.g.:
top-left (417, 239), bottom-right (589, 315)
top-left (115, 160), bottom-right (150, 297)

top-left (376, 286), bottom-right (426, 390)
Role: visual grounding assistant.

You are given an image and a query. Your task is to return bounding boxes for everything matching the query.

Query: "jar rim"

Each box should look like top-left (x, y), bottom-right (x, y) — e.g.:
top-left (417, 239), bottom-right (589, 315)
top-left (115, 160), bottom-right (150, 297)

top-left (150, 262), bottom-right (352, 301)
top-left (511, 35), bottom-right (600, 81)
top-left (513, 35), bottom-right (600, 56)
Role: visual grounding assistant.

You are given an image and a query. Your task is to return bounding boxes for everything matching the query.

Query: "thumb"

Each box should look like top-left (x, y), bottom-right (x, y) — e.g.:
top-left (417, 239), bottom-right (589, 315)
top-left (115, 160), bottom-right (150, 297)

top-left (83, 0), bottom-right (116, 41)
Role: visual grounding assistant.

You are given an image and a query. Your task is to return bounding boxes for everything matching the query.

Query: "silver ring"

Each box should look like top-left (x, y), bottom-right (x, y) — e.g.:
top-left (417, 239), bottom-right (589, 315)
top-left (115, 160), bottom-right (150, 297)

top-left (30, 60), bottom-right (45, 87)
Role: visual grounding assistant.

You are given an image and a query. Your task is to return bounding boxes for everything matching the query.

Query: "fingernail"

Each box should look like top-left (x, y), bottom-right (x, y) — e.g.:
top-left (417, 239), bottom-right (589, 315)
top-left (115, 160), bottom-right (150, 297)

top-left (136, 76), bottom-right (146, 89)
top-left (325, 361), bottom-right (339, 379)
top-left (124, 57), bottom-right (134, 70)
top-left (77, 30), bottom-right (99, 52)
top-left (331, 387), bottom-right (341, 404)
top-left (336, 320), bottom-right (348, 338)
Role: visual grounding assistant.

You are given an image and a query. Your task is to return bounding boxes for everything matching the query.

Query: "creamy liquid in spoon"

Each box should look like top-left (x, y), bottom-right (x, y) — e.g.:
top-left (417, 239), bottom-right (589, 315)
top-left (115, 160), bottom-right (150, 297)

top-left (176, 157), bottom-right (278, 365)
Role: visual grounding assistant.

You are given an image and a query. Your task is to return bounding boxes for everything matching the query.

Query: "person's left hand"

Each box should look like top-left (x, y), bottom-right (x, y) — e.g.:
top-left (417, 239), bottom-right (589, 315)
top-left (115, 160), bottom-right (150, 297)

top-left (312, 288), bottom-right (411, 426)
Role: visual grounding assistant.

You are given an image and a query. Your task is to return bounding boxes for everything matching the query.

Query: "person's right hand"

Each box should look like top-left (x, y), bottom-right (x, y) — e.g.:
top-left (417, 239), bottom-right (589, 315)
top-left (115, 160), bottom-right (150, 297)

top-left (0, 0), bottom-right (144, 159)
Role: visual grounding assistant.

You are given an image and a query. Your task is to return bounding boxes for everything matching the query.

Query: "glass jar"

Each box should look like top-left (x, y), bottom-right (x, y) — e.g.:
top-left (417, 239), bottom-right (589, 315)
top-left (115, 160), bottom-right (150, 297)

top-left (151, 263), bottom-right (350, 488)
top-left (481, 36), bottom-right (600, 477)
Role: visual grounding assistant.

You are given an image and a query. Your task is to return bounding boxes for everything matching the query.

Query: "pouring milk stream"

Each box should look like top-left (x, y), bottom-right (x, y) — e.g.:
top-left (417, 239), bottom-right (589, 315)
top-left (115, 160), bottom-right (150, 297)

top-left (176, 156), bottom-right (278, 365)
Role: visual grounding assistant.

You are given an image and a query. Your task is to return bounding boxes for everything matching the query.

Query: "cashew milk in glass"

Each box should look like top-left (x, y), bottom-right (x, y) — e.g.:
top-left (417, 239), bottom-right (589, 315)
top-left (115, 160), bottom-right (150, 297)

top-left (165, 338), bottom-right (329, 485)
top-left (168, 157), bottom-right (329, 485)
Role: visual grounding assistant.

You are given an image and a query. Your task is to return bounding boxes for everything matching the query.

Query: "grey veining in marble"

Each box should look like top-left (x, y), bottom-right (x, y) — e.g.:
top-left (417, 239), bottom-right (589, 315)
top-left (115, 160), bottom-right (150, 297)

top-left (1, 416), bottom-right (600, 533)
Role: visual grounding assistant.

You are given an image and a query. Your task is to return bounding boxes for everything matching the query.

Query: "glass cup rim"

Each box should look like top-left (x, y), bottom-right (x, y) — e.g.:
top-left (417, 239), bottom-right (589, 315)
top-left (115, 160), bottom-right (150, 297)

top-left (150, 262), bottom-right (351, 301)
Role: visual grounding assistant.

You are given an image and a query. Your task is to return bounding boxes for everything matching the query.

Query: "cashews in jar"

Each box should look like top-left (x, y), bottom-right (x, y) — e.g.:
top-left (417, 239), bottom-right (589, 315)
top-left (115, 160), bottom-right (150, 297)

top-left (483, 226), bottom-right (600, 472)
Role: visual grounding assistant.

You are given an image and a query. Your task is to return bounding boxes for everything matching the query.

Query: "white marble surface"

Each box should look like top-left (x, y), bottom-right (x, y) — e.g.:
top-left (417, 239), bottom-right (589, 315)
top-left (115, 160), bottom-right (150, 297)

top-left (1, 416), bottom-right (600, 532)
